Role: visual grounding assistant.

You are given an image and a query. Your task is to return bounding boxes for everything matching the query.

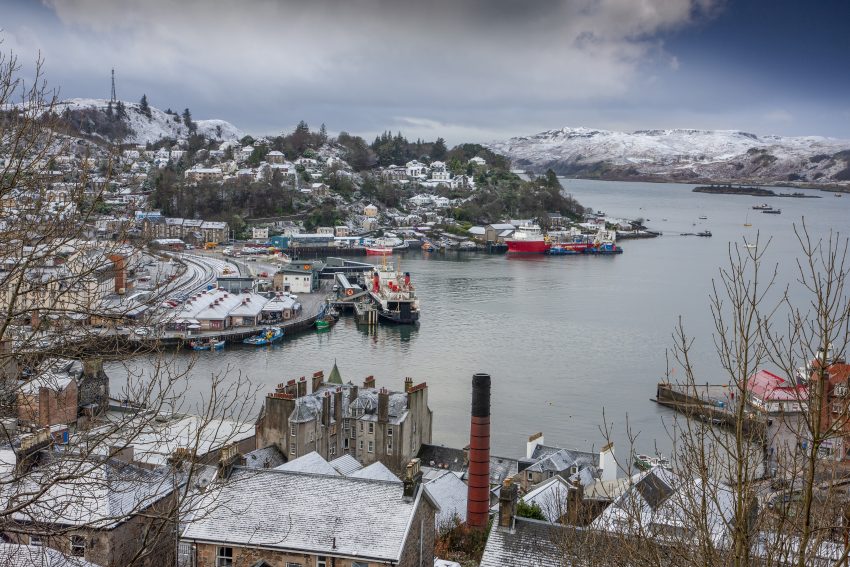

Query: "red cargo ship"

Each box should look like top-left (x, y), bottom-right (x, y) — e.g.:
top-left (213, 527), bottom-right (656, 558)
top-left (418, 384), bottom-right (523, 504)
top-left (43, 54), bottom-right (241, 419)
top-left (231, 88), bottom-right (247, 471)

top-left (506, 225), bottom-right (551, 254)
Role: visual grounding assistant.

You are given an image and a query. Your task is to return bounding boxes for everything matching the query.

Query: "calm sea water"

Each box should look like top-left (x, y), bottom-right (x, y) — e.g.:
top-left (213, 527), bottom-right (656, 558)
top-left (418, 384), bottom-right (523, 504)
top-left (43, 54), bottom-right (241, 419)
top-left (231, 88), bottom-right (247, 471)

top-left (108, 180), bottom-right (850, 459)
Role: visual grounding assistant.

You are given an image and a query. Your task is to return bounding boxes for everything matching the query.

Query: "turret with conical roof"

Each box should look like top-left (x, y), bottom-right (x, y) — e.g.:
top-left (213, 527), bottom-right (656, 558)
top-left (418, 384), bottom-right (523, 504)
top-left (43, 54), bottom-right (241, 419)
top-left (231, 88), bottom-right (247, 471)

top-left (328, 360), bottom-right (343, 385)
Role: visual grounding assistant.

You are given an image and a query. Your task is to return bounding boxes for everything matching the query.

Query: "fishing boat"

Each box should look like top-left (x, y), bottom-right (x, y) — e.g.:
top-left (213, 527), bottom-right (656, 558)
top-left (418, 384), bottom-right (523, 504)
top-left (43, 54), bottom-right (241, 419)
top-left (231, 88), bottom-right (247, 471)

top-left (190, 338), bottom-right (226, 351)
top-left (752, 203), bottom-right (772, 210)
top-left (584, 229), bottom-right (623, 254)
top-left (506, 225), bottom-right (551, 254)
top-left (316, 319), bottom-right (331, 330)
top-left (242, 327), bottom-right (284, 345)
top-left (368, 260), bottom-right (420, 324)
top-left (698, 215), bottom-right (708, 220)
top-left (366, 246), bottom-right (393, 255)
top-left (696, 230), bottom-right (712, 237)
top-left (763, 208), bottom-right (781, 214)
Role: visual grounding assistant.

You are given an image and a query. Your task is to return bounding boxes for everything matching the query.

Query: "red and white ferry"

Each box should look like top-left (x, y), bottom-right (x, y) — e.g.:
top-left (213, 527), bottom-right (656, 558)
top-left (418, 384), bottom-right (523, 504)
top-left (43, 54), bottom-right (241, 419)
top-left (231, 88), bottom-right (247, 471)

top-left (506, 225), bottom-right (551, 254)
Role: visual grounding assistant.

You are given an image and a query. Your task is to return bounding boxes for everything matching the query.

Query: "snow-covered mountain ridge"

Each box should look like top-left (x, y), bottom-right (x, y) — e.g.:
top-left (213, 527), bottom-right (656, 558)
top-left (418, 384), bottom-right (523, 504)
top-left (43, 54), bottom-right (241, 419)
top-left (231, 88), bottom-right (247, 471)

top-left (487, 127), bottom-right (850, 185)
top-left (55, 98), bottom-right (241, 145)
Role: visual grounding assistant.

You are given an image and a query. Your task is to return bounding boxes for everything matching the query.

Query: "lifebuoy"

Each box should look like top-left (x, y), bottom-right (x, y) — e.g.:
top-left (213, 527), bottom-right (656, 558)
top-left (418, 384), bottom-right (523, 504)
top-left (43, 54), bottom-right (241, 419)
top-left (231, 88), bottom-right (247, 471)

top-left (302, 264), bottom-right (310, 270)
top-left (345, 288), bottom-right (354, 296)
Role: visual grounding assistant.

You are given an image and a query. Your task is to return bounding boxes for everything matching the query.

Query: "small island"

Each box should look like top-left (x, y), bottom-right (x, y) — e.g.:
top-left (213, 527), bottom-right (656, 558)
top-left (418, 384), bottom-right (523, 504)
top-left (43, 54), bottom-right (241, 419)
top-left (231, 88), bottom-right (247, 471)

top-left (693, 184), bottom-right (776, 196)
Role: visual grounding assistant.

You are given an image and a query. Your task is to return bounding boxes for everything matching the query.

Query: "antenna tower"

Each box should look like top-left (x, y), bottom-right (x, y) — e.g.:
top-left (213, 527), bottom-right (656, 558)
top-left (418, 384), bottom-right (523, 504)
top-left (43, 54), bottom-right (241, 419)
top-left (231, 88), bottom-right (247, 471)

top-left (110, 69), bottom-right (117, 102)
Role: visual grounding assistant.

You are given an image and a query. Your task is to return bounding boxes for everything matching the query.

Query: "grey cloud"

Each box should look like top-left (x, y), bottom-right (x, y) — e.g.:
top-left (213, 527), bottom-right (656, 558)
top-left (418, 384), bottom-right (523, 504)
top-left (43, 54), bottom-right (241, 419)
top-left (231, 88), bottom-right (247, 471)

top-left (3, 0), bottom-right (747, 142)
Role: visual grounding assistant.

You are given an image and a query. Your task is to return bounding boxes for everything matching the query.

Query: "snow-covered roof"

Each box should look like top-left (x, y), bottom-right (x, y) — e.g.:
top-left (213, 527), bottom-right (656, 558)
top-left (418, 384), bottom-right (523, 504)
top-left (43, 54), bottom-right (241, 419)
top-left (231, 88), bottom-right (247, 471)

top-left (349, 461), bottom-right (400, 483)
top-left (330, 454), bottom-right (363, 476)
top-left (181, 467), bottom-right (434, 561)
top-left (274, 451), bottom-right (339, 476)
top-left (520, 476), bottom-right (573, 522)
top-left (0, 544), bottom-right (100, 567)
top-left (11, 459), bottom-right (176, 529)
top-left (424, 470), bottom-right (467, 527)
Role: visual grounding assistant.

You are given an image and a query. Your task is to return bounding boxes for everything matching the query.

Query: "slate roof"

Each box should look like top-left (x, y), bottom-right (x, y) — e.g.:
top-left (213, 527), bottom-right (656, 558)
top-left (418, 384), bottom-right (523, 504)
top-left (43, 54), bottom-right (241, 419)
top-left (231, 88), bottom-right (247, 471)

top-left (417, 444), bottom-right (466, 473)
top-left (592, 468), bottom-right (735, 547)
top-left (489, 455), bottom-right (519, 485)
top-left (521, 476), bottom-right (573, 523)
top-left (181, 467), bottom-right (434, 562)
top-left (480, 518), bottom-right (568, 567)
top-left (10, 458), bottom-right (177, 529)
top-left (349, 461), bottom-right (400, 482)
top-left (329, 454), bottom-right (363, 476)
top-left (424, 470), bottom-right (467, 528)
top-left (244, 445), bottom-right (286, 470)
top-left (274, 451), bottom-right (339, 476)
top-left (0, 544), bottom-right (100, 567)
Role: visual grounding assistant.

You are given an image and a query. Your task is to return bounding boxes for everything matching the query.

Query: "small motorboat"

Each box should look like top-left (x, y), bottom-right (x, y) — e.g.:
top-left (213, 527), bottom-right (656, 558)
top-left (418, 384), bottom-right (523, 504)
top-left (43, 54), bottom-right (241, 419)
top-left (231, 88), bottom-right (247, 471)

top-left (752, 203), bottom-right (772, 210)
top-left (698, 215), bottom-right (708, 220)
top-left (762, 208), bottom-right (781, 214)
top-left (243, 327), bottom-right (284, 346)
top-left (366, 247), bottom-right (393, 256)
top-left (633, 452), bottom-right (673, 471)
top-left (190, 338), bottom-right (226, 351)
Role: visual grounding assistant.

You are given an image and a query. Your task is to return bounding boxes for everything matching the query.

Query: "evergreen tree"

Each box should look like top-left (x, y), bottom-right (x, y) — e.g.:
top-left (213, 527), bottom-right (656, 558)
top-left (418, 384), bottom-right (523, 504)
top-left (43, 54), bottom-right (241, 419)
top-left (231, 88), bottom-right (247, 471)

top-left (115, 100), bottom-right (126, 118)
top-left (432, 137), bottom-right (447, 161)
top-left (105, 101), bottom-right (113, 119)
top-left (319, 123), bottom-right (328, 142)
top-left (139, 94), bottom-right (151, 118)
top-left (182, 108), bottom-right (196, 132)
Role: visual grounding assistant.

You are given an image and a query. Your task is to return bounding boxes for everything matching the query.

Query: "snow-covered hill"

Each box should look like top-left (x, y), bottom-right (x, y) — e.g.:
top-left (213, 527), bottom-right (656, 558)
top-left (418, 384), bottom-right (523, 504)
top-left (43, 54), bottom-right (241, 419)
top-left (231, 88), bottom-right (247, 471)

top-left (55, 98), bottom-right (241, 145)
top-left (487, 127), bottom-right (850, 184)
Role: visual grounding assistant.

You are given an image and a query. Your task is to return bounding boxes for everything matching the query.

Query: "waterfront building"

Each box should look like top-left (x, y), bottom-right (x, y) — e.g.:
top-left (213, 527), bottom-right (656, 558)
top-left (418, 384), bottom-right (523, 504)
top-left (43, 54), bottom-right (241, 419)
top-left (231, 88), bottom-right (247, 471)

top-left (746, 369), bottom-right (807, 414)
top-left (273, 262), bottom-right (322, 294)
top-left (255, 369), bottom-right (433, 474)
top-left (180, 457), bottom-right (437, 567)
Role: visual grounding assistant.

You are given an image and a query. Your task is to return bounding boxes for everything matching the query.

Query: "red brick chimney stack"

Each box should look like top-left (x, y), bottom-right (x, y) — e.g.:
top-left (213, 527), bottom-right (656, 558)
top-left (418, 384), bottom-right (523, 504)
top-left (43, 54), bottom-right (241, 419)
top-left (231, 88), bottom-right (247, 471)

top-left (467, 373), bottom-right (491, 529)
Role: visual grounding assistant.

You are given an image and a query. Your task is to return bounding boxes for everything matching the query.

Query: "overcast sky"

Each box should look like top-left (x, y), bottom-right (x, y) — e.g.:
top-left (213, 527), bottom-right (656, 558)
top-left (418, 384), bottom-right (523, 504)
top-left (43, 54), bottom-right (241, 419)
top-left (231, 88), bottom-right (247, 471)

top-left (3, 0), bottom-right (849, 143)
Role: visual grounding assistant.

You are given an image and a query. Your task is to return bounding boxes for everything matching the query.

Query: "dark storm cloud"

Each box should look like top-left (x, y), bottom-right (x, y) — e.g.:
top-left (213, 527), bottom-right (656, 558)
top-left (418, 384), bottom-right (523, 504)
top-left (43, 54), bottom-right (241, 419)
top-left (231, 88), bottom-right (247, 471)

top-left (2, 0), bottom-right (848, 141)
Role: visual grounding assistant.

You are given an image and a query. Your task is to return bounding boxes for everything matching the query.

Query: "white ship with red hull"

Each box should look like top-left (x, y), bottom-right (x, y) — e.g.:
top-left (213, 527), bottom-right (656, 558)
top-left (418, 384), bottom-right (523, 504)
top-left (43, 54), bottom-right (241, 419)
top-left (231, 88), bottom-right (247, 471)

top-left (506, 225), bottom-right (550, 254)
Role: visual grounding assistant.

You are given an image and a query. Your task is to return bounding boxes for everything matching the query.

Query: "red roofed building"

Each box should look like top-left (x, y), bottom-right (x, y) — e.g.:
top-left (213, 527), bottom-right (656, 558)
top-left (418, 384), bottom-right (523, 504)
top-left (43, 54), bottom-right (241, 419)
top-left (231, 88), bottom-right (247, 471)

top-left (746, 370), bottom-right (807, 414)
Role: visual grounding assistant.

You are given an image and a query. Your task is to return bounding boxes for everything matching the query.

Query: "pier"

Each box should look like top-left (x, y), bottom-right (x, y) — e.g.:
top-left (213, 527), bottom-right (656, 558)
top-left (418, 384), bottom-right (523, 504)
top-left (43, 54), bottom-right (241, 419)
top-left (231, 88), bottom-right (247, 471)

top-left (653, 381), bottom-right (767, 439)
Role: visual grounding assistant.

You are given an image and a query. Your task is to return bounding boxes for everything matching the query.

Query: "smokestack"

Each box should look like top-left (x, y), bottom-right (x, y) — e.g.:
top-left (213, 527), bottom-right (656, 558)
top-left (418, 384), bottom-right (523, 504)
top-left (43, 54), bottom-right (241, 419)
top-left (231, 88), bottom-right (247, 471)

top-left (467, 373), bottom-right (491, 529)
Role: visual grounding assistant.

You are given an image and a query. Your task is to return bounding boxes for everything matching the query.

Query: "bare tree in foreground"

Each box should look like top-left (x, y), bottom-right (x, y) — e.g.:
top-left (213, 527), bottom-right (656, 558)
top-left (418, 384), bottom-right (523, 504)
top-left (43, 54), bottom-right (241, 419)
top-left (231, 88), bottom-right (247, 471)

top-left (0, 46), bottom-right (258, 567)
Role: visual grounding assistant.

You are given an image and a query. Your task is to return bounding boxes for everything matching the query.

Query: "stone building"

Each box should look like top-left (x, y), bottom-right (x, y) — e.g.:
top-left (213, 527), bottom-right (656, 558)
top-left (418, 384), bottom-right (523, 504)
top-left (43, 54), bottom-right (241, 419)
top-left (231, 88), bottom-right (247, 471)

top-left (255, 367), bottom-right (432, 474)
top-left (3, 435), bottom-right (178, 567)
top-left (181, 458), bottom-right (437, 567)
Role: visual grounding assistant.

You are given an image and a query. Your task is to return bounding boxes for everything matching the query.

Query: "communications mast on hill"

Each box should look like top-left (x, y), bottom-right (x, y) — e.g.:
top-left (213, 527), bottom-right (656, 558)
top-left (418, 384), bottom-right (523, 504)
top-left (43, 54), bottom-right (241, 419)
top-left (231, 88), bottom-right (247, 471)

top-left (110, 68), bottom-right (117, 102)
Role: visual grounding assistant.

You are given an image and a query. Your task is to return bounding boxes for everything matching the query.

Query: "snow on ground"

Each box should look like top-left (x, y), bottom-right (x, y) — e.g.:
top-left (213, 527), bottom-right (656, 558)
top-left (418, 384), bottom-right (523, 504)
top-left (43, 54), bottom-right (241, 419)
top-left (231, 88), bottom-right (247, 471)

top-left (54, 98), bottom-right (241, 144)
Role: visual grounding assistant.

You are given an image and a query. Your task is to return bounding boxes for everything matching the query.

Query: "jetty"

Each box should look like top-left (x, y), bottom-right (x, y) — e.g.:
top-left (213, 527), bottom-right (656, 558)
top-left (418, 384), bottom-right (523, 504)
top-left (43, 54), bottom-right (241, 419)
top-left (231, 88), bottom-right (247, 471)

top-left (653, 381), bottom-right (767, 439)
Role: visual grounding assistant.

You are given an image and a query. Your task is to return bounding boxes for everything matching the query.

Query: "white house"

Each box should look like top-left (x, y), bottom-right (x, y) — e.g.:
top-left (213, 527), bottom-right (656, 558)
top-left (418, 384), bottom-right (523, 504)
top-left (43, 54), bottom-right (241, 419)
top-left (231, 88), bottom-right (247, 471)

top-left (364, 203), bottom-right (379, 217)
top-left (239, 145), bottom-right (255, 162)
top-left (468, 156), bottom-right (486, 167)
top-left (252, 227), bottom-right (269, 240)
top-left (409, 194), bottom-right (432, 207)
top-left (433, 196), bottom-right (451, 208)
top-left (406, 160), bottom-right (428, 178)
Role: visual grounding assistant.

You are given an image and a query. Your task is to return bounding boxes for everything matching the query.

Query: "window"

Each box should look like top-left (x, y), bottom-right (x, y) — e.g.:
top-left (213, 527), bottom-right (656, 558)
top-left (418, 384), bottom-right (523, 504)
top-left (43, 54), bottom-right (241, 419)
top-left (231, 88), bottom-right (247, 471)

top-left (216, 547), bottom-right (233, 567)
top-left (833, 403), bottom-right (843, 414)
top-left (368, 423), bottom-right (374, 434)
top-left (352, 562), bottom-right (369, 567)
top-left (309, 431), bottom-right (314, 442)
top-left (29, 535), bottom-right (42, 547)
top-left (413, 422), bottom-right (417, 434)
top-left (527, 472), bottom-right (533, 481)
top-left (368, 441), bottom-right (374, 453)
top-left (330, 444), bottom-right (336, 456)
top-left (359, 422), bottom-right (363, 432)
top-left (317, 558), bottom-right (328, 567)
top-left (286, 563), bottom-right (302, 567)
top-left (570, 466), bottom-right (579, 475)
top-left (70, 535), bottom-right (85, 557)
top-left (290, 442), bottom-right (296, 456)
top-left (359, 440), bottom-right (363, 450)
top-left (387, 426), bottom-right (393, 437)
top-left (343, 438), bottom-right (349, 449)
top-left (290, 423), bottom-right (296, 437)
top-left (387, 442), bottom-right (393, 455)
